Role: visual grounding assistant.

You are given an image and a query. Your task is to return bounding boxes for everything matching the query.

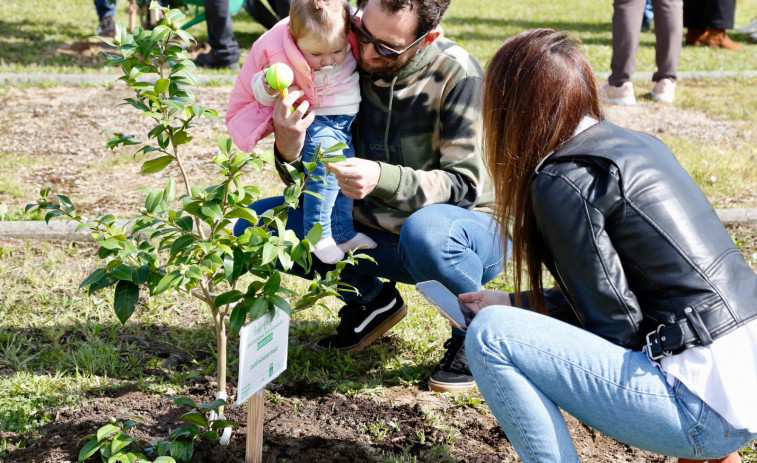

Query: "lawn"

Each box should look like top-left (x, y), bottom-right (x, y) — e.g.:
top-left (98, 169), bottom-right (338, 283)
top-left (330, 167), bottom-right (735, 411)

top-left (1, 0), bottom-right (757, 462)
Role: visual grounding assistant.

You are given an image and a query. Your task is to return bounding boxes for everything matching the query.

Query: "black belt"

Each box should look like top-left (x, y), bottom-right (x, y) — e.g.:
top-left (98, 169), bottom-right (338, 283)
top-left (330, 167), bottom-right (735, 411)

top-left (645, 307), bottom-right (716, 360)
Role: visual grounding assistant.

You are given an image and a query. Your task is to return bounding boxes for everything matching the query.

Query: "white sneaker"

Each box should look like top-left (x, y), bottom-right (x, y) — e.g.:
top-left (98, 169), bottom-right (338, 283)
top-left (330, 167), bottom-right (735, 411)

top-left (601, 81), bottom-right (636, 106)
top-left (651, 78), bottom-right (676, 103)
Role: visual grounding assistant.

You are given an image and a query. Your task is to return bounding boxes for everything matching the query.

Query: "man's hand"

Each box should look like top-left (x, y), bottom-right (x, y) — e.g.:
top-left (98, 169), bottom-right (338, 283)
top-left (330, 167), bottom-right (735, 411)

top-left (326, 158), bottom-right (381, 199)
top-left (272, 88), bottom-right (315, 161)
top-left (459, 290), bottom-right (511, 314)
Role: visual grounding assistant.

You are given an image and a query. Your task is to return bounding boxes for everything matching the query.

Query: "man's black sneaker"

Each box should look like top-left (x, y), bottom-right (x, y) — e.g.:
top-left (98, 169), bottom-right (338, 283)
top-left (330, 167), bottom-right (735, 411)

top-left (313, 282), bottom-right (406, 353)
top-left (192, 51), bottom-right (240, 71)
top-left (428, 333), bottom-right (476, 393)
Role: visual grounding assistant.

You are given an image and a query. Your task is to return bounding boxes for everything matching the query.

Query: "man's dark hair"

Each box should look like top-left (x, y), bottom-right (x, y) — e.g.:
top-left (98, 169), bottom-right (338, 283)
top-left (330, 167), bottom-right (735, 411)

top-left (378, 0), bottom-right (449, 36)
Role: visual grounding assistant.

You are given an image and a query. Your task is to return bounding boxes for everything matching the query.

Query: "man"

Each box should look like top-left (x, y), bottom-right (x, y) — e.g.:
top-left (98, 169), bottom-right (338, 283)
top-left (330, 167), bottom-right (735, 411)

top-left (193, 0), bottom-right (241, 70)
top-left (229, 0), bottom-right (505, 392)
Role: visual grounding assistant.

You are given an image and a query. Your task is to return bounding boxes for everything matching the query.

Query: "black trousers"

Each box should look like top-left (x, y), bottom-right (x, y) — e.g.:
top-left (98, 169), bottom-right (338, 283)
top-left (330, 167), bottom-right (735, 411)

top-left (204, 0), bottom-right (241, 63)
top-left (683, 0), bottom-right (736, 29)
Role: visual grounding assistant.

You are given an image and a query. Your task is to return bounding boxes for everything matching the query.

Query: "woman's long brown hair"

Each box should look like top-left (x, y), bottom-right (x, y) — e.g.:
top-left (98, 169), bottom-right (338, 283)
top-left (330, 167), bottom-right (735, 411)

top-left (482, 29), bottom-right (604, 313)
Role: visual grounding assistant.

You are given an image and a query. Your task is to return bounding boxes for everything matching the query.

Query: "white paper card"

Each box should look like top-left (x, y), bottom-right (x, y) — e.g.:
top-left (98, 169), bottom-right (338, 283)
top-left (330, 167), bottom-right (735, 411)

top-left (235, 308), bottom-right (290, 405)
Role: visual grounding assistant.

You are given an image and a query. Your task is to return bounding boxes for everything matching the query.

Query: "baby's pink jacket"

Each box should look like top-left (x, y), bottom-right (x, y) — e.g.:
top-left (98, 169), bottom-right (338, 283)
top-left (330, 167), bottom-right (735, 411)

top-left (225, 17), bottom-right (359, 152)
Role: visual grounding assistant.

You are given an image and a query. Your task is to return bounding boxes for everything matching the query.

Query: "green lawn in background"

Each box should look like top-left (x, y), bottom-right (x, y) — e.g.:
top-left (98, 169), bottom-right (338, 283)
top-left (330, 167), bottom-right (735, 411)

top-left (2, 0), bottom-right (756, 73)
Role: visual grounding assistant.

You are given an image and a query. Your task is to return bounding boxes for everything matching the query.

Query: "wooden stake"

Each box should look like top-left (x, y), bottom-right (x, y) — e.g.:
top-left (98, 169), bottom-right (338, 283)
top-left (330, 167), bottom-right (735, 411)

top-left (246, 389), bottom-right (265, 463)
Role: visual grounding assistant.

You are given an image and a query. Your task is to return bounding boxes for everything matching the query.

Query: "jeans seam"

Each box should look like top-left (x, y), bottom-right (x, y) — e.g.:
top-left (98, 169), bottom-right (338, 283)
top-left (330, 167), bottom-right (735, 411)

top-left (479, 344), bottom-right (542, 462)
top-left (488, 335), bottom-right (674, 398)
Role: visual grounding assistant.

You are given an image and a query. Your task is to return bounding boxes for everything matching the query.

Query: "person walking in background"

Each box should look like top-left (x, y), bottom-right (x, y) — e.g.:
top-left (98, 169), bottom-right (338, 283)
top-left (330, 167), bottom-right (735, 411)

top-left (94, 0), bottom-right (117, 37)
top-left (642, 0), bottom-right (654, 31)
top-left (602, 0), bottom-right (682, 105)
top-left (462, 28), bottom-right (756, 463)
top-left (684, 0), bottom-right (742, 50)
top-left (193, 0), bottom-right (242, 69)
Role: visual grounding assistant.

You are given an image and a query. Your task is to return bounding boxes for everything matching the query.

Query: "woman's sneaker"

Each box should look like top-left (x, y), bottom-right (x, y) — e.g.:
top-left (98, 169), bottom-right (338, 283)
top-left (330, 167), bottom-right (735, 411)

top-left (428, 333), bottom-right (476, 393)
top-left (313, 282), bottom-right (406, 353)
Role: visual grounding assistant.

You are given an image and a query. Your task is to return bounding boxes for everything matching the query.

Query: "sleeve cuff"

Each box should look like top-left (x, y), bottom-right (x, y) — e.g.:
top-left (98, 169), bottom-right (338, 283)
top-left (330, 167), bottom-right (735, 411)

top-left (372, 162), bottom-right (401, 200)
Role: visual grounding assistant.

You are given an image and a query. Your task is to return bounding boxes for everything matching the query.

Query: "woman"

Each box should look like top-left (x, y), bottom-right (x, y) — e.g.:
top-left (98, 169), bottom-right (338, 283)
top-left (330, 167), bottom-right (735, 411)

top-left (461, 29), bottom-right (757, 463)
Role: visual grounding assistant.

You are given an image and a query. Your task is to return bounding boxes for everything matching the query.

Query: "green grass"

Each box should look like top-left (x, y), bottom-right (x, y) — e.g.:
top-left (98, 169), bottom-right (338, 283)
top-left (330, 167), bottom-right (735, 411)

top-left (2, 0), bottom-right (756, 74)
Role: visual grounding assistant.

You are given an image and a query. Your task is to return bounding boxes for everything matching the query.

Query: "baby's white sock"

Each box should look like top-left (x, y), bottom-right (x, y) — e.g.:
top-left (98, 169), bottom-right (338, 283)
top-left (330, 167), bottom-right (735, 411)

top-left (337, 232), bottom-right (377, 253)
top-left (313, 236), bottom-right (345, 264)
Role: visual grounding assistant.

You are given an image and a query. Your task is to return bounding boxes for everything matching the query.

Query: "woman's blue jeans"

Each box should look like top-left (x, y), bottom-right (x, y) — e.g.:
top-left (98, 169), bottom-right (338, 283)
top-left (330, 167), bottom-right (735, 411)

top-left (234, 202), bottom-right (506, 304)
top-left (465, 306), bottom-right (757, 462)
top-left (302, 114), bottom-right (357, 243)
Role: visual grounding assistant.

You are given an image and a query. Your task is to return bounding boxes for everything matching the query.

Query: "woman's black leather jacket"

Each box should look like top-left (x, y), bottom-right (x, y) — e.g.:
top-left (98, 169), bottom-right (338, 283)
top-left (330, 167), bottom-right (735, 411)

top-left (525, 120), bottom-right (757, 355)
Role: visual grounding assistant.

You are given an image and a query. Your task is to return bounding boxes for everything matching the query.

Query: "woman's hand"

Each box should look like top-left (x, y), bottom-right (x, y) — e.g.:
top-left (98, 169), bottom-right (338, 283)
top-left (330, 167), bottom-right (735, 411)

top-left (272, 88), bottom-right (315, 161)
top-left (459, 290), bottom-right (511, 314)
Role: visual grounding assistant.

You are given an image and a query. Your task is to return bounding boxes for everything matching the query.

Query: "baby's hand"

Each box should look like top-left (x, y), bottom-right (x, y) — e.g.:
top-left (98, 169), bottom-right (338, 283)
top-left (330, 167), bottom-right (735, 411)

top-left (261, 67), bottom-right (279, 96)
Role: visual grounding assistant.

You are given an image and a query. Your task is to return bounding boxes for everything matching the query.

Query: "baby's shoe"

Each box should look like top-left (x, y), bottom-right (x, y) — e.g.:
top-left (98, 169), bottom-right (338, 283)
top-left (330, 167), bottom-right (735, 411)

top-left (337, 233), bottom-right (377, 253)
top-left (314, 236), bottom-right (345, 264)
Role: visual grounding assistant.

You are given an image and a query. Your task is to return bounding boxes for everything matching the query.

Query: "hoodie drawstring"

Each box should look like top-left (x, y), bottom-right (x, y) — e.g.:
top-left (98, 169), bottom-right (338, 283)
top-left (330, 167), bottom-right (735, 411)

top-left (383, 74), bottom-right (399, 161)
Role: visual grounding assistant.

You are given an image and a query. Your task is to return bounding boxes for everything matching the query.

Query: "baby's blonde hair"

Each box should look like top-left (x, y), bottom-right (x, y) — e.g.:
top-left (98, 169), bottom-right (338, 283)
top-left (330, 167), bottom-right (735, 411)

top-left (289, 0), bottom-right (351, 46)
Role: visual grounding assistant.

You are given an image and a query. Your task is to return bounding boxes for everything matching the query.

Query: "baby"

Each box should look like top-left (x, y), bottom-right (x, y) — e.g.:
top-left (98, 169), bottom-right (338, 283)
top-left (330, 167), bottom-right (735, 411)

top-left (226, 0), bottom-right (376, 264)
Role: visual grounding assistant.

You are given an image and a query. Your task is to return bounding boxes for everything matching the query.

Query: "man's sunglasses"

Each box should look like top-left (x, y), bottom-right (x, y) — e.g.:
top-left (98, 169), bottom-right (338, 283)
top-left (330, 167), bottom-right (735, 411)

top-left (349, 3), bottom-right (429, 60)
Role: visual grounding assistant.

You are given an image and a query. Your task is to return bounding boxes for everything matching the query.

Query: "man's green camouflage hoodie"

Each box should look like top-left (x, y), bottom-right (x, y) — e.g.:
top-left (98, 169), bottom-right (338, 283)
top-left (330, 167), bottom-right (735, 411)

top-left (276, 36), bottom-right (495, 234)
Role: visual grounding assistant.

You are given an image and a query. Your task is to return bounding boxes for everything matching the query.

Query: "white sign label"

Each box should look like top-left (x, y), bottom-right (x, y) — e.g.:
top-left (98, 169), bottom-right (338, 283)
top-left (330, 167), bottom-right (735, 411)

top-left (235, 308), bottom-right (290, 405)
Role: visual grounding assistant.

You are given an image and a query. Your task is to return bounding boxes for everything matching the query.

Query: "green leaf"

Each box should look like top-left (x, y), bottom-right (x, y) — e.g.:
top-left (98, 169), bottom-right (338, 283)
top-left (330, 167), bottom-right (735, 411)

top-left (78, 438), bottom-right (100, 462)
top-left (57, 194), bottom-right (75, 212)
top-left (169, 438), bottom-right (193, 463)
top-left (218, 137), bottom-right (233, 154)
top-left (96, 424), bottom-right (120, 442)
top-left (80, 268), bottom-right (108, 290)
top-left (153, 457), bottom-right (176, 463)
top-left (324, 141), bottom-right (348, 153)
top-left (214, 290), bottom-right (243, 308)
top-left (262, 272), bottom-right (281, 295)
top-left (224, 206), bottom-right (258, 224)
top-left (321, 153), bottom-right (347, 163)
top-left (178, 410), bottom-right (208, 427)
top-left (145, 189), bottom-right (163, 213)
top-left (200, 431), bottom-right (220, 440)
top-left (261, 243), bottom-right (277, 265)
top-left (111, 264), bottom-right (134, 282)
top-left (147, 123), bottom-right (166, 139)
top-left (172, 130), bottom-right (192, 145)
top-left (153, 270), bottom-right (182, 295)
top-left (170, 235), bottom-right (195, 256)
top-left (141, 155), bottom-right (174, 174)
top-left (269, 294), bottom-right (292, 316)
top-left (163, 177), bottom-right (176, 202)
top-left (198, 399), bottom-right (226, 412)
top-left (114, 280), bottom-right (139, 325)
top-left (305, 222), bottom-right (322, 245)
top-left (209, 419), bottom-right (237, 430)
top-left (229, 304), bottom-right (247, 334)
top-left (171, 397), bottom-right (197, 408)
top-left (247, 295), bottom-right (270, 321)
top-left (174, 216), bottom-right (194, 232)
top-left (154, 78), bottom-right (170, 94)
top-left (110, 433), bottom-right (135, 455)
top-left (199, 203), bottom-right (223, 221)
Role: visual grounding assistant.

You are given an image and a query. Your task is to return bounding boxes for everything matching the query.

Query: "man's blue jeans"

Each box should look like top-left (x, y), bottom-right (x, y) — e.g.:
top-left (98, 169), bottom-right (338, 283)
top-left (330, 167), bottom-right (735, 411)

top-left (94, 0), bottom-right (116, 19)
top-left (302, 114), bottom-right (357, 244)
top-left (233, 202), bottom-right (506, 304)
top-left (465, 306), bottom-right (757, 462)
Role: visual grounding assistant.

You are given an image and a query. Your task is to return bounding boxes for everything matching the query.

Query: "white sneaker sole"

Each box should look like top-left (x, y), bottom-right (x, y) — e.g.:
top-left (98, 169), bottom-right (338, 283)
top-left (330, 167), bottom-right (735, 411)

top-left (603, 96), bottom-right (636, 106)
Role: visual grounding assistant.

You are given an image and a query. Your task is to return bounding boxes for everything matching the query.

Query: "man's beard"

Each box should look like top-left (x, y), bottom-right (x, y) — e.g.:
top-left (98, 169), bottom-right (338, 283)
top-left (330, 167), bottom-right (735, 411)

top-left (357, 48), bottom-right (415, 79)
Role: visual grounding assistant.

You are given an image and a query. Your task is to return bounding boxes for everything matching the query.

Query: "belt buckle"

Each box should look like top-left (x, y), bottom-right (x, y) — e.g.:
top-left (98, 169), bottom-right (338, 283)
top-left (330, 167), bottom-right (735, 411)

top-left (645, 324), bottom-right (672, 361)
